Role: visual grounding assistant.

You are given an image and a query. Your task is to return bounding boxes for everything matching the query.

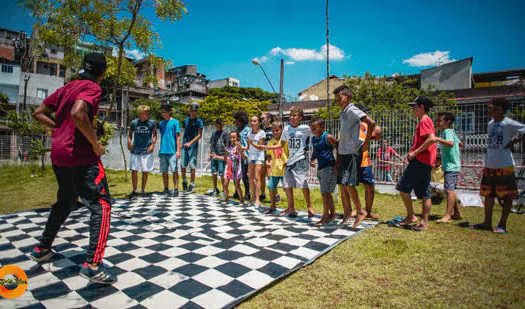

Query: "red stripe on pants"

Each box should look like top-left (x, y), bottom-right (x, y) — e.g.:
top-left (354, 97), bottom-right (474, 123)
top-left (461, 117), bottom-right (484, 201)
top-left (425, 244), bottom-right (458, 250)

top-left (93, 199), bottom-right (111, 263)
top-left (95, 162), bottom-right (105, 185)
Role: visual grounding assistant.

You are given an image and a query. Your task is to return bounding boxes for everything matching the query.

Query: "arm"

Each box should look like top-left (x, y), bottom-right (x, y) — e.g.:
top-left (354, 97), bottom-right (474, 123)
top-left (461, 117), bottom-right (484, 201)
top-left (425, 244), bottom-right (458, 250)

top-left (176, 133), bottom-right (181, 159)
top-left (32, 104), bottom-right (55, 129)
top-left (186, 127), bottom-right (203, 148)
top-left (326, 134), bottom-right (339, 148)
top-left (435, 137), bottom-right (454, 148)
top-left (252, 138), bottom-right (266, 150)
top-left (408, 134), bottom-right (436, 160)
top-left (128, 129), bottom-right (134, 151)
top-left (360, 116), bottom-right (376, 151)
top-left (70, 99), bottom-right (104, 156)
top-left (148, 129), bottom-right (157, 153)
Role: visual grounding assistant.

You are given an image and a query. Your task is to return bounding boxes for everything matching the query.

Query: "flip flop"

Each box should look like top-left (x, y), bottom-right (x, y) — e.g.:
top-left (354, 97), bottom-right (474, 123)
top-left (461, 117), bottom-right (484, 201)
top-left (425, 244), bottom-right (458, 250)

top-left (493, 226), bottom-right (508, 234)
top-left (264, 208), bottom-right (277, 214)
top-left (469, 223), bottom-right (492, 231)
top-left (411, 225), bottom-right (427, 232)
top-left (393, 216), bottom-right (404, 223)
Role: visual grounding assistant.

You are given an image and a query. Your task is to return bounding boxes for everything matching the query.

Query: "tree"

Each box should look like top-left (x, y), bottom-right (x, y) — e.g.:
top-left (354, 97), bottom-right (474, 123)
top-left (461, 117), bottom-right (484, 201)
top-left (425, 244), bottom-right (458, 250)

top-left (208, 86), bottom-right (279, 102)
top-left (176, 97), bottom-right (271, 126)
top-left (128, 98), bottom-right (162, 124)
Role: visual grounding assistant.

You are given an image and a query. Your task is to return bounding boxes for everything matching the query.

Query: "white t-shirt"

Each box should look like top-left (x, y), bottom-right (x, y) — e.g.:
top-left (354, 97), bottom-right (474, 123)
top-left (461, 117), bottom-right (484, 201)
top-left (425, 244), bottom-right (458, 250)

top-left (282, 124), bottom-right (311, 165)
top-left (247, 129), bottom-right (266, 162)
top-left (485, 117), bottom-right (525, 169)
top-left (338, 103), bottom-right (366, 155)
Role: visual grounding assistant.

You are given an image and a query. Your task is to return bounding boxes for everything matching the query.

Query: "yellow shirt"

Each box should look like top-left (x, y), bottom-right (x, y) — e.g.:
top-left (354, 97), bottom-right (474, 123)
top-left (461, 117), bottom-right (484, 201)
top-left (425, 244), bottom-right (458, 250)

top-left (266, 139), bottom-right (289, 177)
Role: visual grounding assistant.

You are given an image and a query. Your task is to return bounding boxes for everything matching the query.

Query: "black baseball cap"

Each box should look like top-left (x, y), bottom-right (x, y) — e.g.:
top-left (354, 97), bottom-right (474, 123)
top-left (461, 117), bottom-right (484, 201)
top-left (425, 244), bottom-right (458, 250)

top-left (78, 53), bottom-right (107, 80)
top-left (408, 96), bottom-right (433, 109)
top-left (189, 102), bottom-right (199, 112)
top-left (215, 118), bottom-right (223, 125)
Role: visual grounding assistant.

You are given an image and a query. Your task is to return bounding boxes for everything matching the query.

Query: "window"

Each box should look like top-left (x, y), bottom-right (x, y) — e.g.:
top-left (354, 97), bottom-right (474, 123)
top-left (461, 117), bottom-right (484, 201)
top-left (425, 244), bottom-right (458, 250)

top-left (1, 65), bottom-right (13, 73)
top-left (456, 111), bottom-right (475, 133)
top-left (50, 49), bottom-right (57, 54)
top-left (231, 81), bottom-right (239, 87)
top-left (37, 88), bottom-right (48, 99)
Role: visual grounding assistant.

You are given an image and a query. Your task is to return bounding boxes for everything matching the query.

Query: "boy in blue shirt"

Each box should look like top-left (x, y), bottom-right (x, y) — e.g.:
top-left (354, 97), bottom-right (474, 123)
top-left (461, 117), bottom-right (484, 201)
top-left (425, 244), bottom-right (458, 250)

top-left (128, 105), bottom-right (157, 198)
top-left (181, 102), bottom-right (203, 193)
top-left (159, 104), bottom-right (181, 196)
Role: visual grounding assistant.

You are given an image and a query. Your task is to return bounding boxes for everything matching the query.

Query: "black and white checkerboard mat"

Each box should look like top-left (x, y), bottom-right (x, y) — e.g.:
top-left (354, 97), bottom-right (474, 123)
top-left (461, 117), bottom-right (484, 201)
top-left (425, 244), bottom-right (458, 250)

top-left (0, 194), bottom-right (379, 309)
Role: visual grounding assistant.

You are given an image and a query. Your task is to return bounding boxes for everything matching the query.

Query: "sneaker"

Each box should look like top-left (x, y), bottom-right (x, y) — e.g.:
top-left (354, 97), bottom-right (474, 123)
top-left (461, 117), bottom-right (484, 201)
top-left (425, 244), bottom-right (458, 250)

top-left (128, 191), bottom-right (139, 199)
top-left (29, 246), bottom-right (55, 262)
top-left (244, 193), bottom-right (251, 201)
top-left (172, 188), bottom-right (179, 197)
top-left (207, 189), bottom-right (215, 196)
top-left (163, 188), bottom-right (170, 196)
top-left (213, 189), bottom-right (220, 196)
top-left (186, 183), bottom-right (195, 193)
top-left (259, 194), bottom-right (266, 201)
top-left (182, 179), bottom-right (188, 191)
top-left (232, 192), bottom-right (240, 199)
top-left (140, 191), bottom-right (147, 197)
top-left (79, 263), bottom-right (117, 285)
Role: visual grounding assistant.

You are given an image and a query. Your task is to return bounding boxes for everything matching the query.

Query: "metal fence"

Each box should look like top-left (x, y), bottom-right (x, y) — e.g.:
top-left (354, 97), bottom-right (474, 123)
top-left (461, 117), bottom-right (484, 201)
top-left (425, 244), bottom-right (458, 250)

top-left (1, 101), bottom-right (524, 193)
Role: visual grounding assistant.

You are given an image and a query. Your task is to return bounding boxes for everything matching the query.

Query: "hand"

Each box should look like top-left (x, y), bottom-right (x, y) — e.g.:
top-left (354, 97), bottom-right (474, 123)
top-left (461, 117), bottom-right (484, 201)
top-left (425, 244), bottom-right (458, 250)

top-left (310, 161), bottom-right (316, 168)
top-left (176, 151), bottom-right (181, 159)
top-left (333, 166), bottom-right (338, 175)
top-left (183, 143), bottom-right (190, 148)
top-left (147, 145), bottom-right (154, 153)
top-left (93, 142), bottom-right (105, 156)
top-left (407, 152), bottom-right (416, 161)
top-left (128, 143), bottom-right (133, 151)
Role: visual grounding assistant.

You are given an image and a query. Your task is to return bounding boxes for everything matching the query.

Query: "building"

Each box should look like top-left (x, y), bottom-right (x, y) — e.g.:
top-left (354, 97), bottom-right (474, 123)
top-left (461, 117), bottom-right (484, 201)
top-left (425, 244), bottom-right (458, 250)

top-left (0, 28), bottom-right (23, 104)
top-left (135, 58), bottom-right (166, 89)
top-left (163, 65), bottom-right (208, 104)
top-left (208, 77), bottom-right (240, 89)
top-left (297, 75), bottom-right (344, 101)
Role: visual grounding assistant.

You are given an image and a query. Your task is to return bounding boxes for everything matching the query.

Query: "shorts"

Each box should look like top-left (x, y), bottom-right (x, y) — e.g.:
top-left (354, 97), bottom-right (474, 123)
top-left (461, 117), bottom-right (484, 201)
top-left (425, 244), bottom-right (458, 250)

top-left (268, 176), bottom-right (284, 191)
top-left (249, 160), bottom-right (264, 165)
top-left (444, 171), bottom-right (459, 191)
top-left (211, 159), bottom-right (225, 176)
top-left (130, 153), bottom-right (154, 172)
top-left (396, 159), bottom-right (432, 199)
top-left (181, 146), bottom-right (198, 169)
top-left (318, 166), bottom-right (337, 194)
top-left (159, 154), bottom-right (178, 173)
top-left (479, 167), bottom-right (518, 199)
top-left (284, 159), bottom-right (309, 189)
top-left (337, 154), bottom-right (359, 186)
top-left (357, 165), bottom-right (375, 186)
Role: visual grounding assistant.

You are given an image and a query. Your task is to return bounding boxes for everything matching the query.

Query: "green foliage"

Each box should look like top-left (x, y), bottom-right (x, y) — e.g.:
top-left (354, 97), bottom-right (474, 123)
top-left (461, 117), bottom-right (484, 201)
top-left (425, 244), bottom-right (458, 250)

top-left (105, 56), bottom-right (137, 87)
top-left (314, 72), bottom-right (457, 119)
top-left (208, 86), bottom-right (279, 102)
top-left (0, 92), bottom-right (9, 104)
top-left (176, 97), bottom-right (270, 125)
top-left (98, 120), bottom-right (115, 147)
top-left (5, 110), bottom-right (46, 136)
top-left (128, 98), bottom-right (162, 124)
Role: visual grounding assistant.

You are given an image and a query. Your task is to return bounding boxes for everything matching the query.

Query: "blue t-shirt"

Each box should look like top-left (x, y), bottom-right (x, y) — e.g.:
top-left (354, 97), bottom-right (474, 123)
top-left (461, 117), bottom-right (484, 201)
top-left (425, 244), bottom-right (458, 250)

top-left (182, 117), bottom-right (204, 149)
top-left (312, 132), bottom-right (335, 169)
top-left (130, 119), bottom-right (156, 155)
top-left (159, 118), bottom-right (180, 155)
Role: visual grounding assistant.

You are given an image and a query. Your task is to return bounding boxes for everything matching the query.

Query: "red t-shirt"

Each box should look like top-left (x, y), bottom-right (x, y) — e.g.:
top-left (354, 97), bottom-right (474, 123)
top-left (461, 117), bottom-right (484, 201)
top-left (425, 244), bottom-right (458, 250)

top-left (376, 147), bottom-right (395, 170)
top-left (411, 115), bottom-right (436, 166)
top-left (44, 80), bottom-right (102, 167)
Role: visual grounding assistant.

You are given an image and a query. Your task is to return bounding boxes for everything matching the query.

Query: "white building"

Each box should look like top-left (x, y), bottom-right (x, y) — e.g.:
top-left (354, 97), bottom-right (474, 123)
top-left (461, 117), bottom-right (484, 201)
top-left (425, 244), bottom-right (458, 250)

top-left (208, 77), bottom-right (240, 89)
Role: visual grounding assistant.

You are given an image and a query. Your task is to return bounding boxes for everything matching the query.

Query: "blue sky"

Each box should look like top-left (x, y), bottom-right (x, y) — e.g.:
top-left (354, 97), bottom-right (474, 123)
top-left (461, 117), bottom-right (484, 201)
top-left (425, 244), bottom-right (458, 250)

top-left (2, 0), bottom-right (525, 99)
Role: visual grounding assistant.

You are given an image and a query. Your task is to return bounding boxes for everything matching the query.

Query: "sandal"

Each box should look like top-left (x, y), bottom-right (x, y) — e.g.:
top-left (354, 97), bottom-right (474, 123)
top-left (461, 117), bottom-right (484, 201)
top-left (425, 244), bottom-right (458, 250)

top-left (493, 226), bottom-right (508, 234)
top-left (469, 223), bottom-right (492, 231)
top-left (264, 208), bottom-right (277, 214)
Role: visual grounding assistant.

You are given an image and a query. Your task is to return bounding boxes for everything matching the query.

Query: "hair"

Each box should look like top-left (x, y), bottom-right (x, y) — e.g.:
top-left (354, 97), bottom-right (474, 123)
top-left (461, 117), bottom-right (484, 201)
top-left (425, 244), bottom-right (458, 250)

top-left (333, 85), bottom-right (352, 97)
top-left (265, 113), bottom-right (275, 124)
top-left (289, 106), bottom-right (304, 117)
top-left (490, 97), bottom-right (510, 113)
top-left (233, 111), bottom-right (249, 125)
top-left (228, 131), bottom-right (241, 147)
top-left (437, 111), bottom-right (455, 124)
top-left (161, 104), bottom-right (172, 112)
top-left (309, 116), bottom-right (324, 126)
top-left (137, 105), bottom-right (150, 113)
top-left (272, 121), bottom-right (283, 129)
top-left (414, 96), bottom-right (433, 112)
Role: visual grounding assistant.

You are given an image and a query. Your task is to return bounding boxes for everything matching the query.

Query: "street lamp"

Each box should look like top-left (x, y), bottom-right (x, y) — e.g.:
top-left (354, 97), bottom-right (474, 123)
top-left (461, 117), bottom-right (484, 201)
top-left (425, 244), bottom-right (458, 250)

top-left (242, 97), bottom-right (263, 114)
top-left (251, 58), bottom-right (284, 120)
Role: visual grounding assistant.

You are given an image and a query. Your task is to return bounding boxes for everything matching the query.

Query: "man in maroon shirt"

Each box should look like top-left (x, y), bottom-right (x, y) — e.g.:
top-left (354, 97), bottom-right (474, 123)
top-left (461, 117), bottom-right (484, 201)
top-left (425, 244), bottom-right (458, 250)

top-left (395, 96), bottom-right (437, 231)
top-left (30, 53), bottom-right (117, 284)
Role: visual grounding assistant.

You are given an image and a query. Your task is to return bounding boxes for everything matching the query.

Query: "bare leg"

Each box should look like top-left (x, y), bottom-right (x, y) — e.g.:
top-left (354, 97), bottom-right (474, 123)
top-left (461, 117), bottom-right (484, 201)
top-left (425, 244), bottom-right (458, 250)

top-left (190, 168), bottom-right (196, 183)
top-left (141, 172), bottom-right (148, 192)
top-left (347, 186), bottom-right (366, 228)
top-left (482, 197), bottom-right (495, 228)
top-left (316, 193), bottom-right (330, 225)
top-left (400, 192), bottom-right (418, 225)
top-left (220, 175), bottom-right (226, 195)
top-left (340, 184), bottom-right (354, 224)
top-left (281, 187), bottom-right (294, 215)
top-left (416, 198), bottom-right (431, 230)
top-left (224, 180), bottom-right (230, 202)
top-left (162, 172), bottom-right (169, 189)
top-left (254, 165), bottom-right (263, 205)
top-left (269, 189), bottom-right (277, 209)
top-left (235, 179), bottom-right (244, 203)
top-left (212, 173), bottom-right (218, 191)
top-left (172, 171), bottom-right (179, 189)
top-left (248, 164), bottom-right (256, 204)
top-left (437, 190), bottom-right (455, 222)
top-left (364, 184), bottom-right (379, 219)
top-left (260, 166), bottom-right (267, 196)
top-left (496, 198), bottom-right (513, 230)
top-left (303, 188), bottom-right (314, 217)
top-left (452, 191), bottom-right (462, 219)
top-left (181, 167), bottom-right (187, 183)
top-left (132, 170), bottom-right (138, 191)
top-left (328, 193), bottom-right (336, 220)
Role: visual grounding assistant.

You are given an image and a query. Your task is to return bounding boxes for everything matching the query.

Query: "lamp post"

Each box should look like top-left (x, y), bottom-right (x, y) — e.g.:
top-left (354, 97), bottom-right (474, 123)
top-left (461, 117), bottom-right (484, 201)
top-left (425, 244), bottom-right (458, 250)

top-left (251, 58), bottom-right (284, 121)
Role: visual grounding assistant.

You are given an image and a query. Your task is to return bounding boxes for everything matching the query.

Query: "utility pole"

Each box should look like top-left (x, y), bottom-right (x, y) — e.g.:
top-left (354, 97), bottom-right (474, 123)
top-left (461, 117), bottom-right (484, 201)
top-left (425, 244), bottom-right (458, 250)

top-left (326, 0), bottom-right (331, 119)
top-left (22, 74), bottom-right (30, 116)
top-left (279, 58), bottom-right (284, 121)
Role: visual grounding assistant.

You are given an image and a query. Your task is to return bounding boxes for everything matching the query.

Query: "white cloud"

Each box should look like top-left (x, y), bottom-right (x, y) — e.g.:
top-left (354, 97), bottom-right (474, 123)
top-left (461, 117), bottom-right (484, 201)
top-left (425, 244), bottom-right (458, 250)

top-left (402, 50), bottom-right (455, 67)
top-left (270, 44), bottom-right (348, 61)
top-left (260, 56), bottom-right (268, 63)
top-left (111, 47), bottom-right (146, 60)
top-left (285, 61), bottom-right (295, 65)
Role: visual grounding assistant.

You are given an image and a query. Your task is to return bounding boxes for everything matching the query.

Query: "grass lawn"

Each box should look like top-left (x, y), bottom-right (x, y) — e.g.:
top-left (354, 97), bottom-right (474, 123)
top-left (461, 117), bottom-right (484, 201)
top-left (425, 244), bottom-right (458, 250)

top-left (1, 164), bottom-right (524, 308)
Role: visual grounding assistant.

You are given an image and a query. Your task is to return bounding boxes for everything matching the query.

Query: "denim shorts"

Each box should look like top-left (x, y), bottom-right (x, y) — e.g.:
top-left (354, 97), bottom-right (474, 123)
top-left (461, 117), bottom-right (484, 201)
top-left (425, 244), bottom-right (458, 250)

top-left (159, 154), bottom-right (178, 173)
top-left (396, 159), bottom-right (432, 199)
top-left (357, 165), bottom-right (375, 186)
top-left (211, 159), bottom-right (225, 176)
top-left (268, 176), bottom-right (283, 191)
top-left (249, 160), bottom-right (265, 165)
top-left (181, 146), bottom-right (198, 169)
top-left (444, 171), bottom-right (459, 191)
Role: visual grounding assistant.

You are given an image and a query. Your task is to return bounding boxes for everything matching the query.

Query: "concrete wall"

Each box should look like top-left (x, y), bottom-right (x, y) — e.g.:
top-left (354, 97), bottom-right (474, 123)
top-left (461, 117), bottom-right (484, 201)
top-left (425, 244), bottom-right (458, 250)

top-left (18, 73), bottom-right (64, 105)
top-left (0, 64), bottom-right (21, 102)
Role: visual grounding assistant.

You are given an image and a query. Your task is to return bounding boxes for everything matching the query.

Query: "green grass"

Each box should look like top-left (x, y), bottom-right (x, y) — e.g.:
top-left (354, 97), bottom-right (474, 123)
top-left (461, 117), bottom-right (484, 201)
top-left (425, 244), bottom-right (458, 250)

top-left (1, 164), bottom-right (524, 308)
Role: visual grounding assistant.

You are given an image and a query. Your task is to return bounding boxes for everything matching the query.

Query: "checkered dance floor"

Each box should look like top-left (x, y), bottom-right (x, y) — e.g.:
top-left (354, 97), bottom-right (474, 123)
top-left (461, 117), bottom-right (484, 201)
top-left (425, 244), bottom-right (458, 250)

top-left (0, 194), bottom-right (379, 308)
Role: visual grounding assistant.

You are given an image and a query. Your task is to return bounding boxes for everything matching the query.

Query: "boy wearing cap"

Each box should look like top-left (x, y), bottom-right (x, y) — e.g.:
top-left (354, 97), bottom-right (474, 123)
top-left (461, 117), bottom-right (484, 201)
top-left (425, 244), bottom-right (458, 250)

top-left (470, 97), bottom-right (525, 234)
top-left (333, 85), bottom-right (376, 228)
top-left (159, 104), bottom-right (181, 196)
top-left (31, 53), bottom-right (117, 284)
top-left (209, 118), bottom-right (230, 196)
top-left (128, 105), bottom-right (157, 198)
top-left (396, 96), bottom-right (437, 231)
top-left (181, 102), bottom-right (204, 193)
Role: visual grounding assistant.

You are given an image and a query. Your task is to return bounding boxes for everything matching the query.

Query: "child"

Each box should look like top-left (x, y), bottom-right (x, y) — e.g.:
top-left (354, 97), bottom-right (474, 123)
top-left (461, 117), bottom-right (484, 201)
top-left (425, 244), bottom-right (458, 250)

top-left (333, 85), bottom-right (376, 227)
top-left (223, 131), bottom-right (244, 205)
top-left (128, 105), bottom-right (157, 198)
top-left (246, 115), bottom-right (267, 207)
top-left (435, 112), bottom-right (463, 223)
top-left (471, 97), bottom-right (525, 234)
top-left (377, 139), bottom-right (406, 182)
top-left (261, 112), bottom-right (277, 202)
top-left (266, 106), bottom-right (315, 218)
top-left (181, 102), bottom-right (203, 193)
top-left (209, 118), bottom-right (229, 196)
top-left (265, 121), bottom-right (288, 213)
top-left (309, 117), bottom-right (338, 225)
top-left (159, 104), bottom-right (181, 196)
top-left (395, 96), bottom-right (437, 231)
top-left (233, 111), bottom-right (251, 201)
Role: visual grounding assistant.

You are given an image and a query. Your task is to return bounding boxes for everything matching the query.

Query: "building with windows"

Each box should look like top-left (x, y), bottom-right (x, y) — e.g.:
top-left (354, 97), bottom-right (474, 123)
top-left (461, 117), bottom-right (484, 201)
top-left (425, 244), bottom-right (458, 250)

top-left (208, 77), bottom-right (240, 89)
top-left (162, 65), bottom-right (208, 104)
